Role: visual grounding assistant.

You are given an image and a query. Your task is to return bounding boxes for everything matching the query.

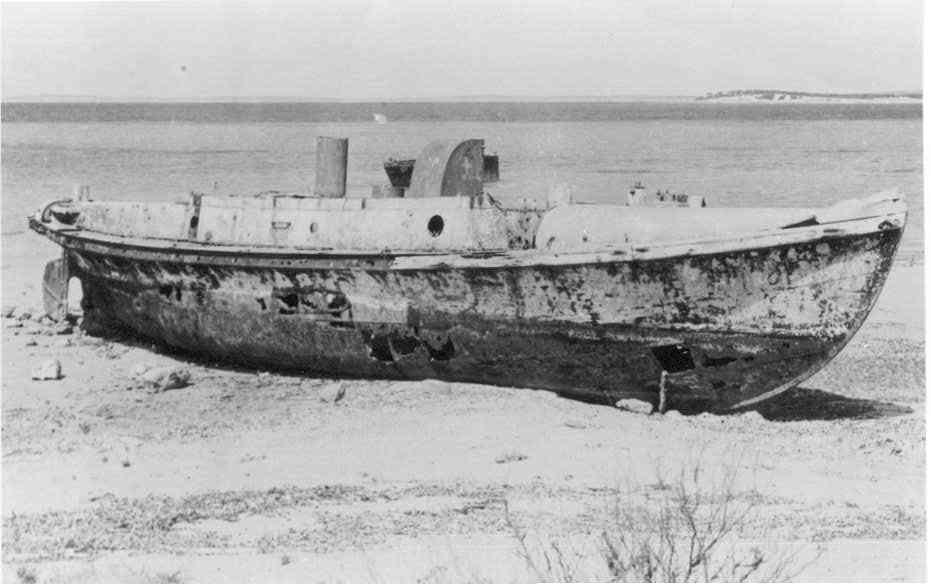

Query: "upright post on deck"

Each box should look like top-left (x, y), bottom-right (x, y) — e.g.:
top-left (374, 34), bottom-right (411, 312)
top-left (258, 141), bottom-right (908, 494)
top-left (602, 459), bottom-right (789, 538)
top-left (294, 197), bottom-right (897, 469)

top-left (314, 136), bottom-right (349, 198)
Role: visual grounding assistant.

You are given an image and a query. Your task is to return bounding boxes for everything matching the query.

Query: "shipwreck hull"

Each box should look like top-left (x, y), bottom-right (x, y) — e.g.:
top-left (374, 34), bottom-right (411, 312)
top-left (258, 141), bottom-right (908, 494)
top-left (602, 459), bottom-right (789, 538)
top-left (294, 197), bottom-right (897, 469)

top-left (45, 221), bottom-right (902, 411)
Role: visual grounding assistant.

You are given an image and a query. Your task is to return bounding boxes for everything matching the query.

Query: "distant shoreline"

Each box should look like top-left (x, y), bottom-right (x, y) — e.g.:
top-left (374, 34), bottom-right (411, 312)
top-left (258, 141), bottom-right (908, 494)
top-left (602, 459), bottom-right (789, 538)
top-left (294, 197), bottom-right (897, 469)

top-left (697, 89), bottom-right (921, 104)
top-left (2, 90), bottom-right (922, 105)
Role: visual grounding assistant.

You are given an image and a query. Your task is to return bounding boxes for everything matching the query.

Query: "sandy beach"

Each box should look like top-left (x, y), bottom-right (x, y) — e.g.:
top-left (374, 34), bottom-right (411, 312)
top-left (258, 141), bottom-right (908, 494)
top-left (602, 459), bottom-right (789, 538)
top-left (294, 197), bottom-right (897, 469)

top-left (0, 224), bottom-right (924, 582)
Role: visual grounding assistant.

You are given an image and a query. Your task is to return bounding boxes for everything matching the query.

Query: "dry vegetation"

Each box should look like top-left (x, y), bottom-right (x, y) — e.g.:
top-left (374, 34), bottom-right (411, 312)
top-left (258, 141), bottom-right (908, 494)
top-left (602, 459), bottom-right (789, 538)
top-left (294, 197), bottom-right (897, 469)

top-left (503, 462), bottom-right (818, 583)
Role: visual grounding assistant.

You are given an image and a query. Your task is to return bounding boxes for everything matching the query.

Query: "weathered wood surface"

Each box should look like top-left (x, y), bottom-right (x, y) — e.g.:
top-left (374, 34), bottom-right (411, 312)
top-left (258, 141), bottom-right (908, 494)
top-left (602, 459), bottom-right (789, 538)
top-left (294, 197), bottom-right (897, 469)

top-left (72, 195), bottom-right (546, 252)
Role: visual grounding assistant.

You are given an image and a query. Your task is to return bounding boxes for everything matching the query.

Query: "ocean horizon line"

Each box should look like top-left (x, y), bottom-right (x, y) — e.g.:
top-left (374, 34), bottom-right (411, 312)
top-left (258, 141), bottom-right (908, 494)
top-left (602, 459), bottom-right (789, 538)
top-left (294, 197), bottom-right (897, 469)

top-left (2, 90), bottom-right (922, 105)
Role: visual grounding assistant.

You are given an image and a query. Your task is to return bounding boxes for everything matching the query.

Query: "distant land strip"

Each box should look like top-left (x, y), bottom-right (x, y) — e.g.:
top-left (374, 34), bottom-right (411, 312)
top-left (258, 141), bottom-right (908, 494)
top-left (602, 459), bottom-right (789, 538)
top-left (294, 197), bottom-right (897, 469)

top-left (698, 89), bottom-right (922, 102)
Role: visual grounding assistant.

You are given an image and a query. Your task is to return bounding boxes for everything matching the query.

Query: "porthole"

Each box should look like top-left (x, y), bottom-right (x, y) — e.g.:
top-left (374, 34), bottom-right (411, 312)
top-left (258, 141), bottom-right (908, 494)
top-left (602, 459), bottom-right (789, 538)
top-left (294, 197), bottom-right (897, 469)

top-left (309, 222), bottom-right (318, 234)
top-left (428, 215), bottom-right (444, 237)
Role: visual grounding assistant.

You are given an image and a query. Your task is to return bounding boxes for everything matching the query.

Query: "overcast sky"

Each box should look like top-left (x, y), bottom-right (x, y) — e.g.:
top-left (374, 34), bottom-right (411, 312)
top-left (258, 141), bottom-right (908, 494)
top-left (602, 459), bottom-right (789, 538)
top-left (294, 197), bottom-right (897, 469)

top-left (1, 0), bottom-right (923, 100)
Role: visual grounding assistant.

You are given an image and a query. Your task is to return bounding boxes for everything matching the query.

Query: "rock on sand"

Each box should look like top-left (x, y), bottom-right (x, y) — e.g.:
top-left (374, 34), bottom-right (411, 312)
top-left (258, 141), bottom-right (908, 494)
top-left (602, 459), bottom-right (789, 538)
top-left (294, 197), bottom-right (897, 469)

top-left (131, 364), bottom-right (192, 392)
top-left (31, 359), bottom-right (62, 380)
top-left (319, 383), bottom-right (347, 403)
top-left (615, 398), bottom-right (654, 415)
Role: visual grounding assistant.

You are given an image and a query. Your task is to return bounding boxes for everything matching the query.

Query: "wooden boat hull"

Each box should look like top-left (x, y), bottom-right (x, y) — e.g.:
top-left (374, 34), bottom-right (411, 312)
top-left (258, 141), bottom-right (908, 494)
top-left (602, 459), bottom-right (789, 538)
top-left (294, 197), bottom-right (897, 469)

top-left (31, 215), bottom-right (903, 411)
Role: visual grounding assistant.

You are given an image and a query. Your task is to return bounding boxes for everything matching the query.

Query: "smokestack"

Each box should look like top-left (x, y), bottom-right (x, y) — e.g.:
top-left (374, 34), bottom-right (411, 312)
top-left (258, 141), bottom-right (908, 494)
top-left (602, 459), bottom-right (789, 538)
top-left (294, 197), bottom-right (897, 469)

top-left (314, 136), bottom-right (349, 198)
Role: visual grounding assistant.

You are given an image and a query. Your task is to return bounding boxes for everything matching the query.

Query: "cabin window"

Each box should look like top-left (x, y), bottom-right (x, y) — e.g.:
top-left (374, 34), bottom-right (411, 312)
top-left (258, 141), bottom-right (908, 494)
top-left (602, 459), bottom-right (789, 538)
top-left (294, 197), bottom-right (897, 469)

top-left (428, 215), bottom-right (444, 237)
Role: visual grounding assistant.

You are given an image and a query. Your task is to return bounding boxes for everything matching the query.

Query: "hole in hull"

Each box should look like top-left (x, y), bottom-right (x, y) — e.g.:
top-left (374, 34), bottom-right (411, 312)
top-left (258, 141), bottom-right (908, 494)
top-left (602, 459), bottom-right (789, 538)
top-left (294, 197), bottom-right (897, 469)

top-left (703, 355), bottom-right (737, 368)
top-left (425, 336), bottom-right (456, 361)
top-left (651, 344), bottom-right (695, 373)
top-left (367, 333), bottom-right (394, 362)
top-left (276, 293), bottom-right (300, 315)
top-left (389, 332), bottom-right (421, 357)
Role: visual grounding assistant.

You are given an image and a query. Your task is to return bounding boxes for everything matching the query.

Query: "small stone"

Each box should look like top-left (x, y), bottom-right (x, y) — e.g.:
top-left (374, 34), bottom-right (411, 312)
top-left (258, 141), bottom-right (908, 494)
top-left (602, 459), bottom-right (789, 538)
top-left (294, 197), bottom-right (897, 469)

top-left (129, 363), bottom-right (153, 379)
top-left (5, 320), bottom-right (23, 329)
top-left (140, 366), bottom-right (191, 392)
top-left (56, 337), bottom-right (72, 348)
top-left (16, 312), bottom-right (32, 322)
top-left (2, 305), bottom-right (16, 318)
top-left (54, 323), bottom-right (74, 335)
top-left (495, 451), bottom-right (528, 464)
top-left (319, 383), bottom-right (346, 403)
top-left (739, 410), bottom-right (765, 424)
top-left (615, 398), bottom-right (654, 415)
top-left (24, 339), bottom-right (38, 347)
top-left (31, 359), bottom-right (62, 380)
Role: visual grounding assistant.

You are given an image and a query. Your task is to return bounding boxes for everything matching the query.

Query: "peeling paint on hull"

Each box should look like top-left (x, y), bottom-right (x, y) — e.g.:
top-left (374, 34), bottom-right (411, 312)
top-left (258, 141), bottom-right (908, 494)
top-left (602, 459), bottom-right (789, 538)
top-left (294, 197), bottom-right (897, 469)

top-left (57, 226), bottom-right (901, 411)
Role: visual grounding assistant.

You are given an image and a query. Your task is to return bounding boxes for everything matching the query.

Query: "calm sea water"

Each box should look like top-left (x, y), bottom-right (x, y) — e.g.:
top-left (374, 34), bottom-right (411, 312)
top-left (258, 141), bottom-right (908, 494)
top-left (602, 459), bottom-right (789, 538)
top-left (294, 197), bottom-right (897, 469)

top-left (2, 103), bottom-right (922, 258)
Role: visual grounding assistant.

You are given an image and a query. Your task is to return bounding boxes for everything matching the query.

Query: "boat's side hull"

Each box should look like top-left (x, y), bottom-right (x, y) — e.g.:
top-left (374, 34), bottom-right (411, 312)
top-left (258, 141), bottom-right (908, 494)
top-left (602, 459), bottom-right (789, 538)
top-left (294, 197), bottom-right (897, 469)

top-left (63, 226), bottom-right (902, 410)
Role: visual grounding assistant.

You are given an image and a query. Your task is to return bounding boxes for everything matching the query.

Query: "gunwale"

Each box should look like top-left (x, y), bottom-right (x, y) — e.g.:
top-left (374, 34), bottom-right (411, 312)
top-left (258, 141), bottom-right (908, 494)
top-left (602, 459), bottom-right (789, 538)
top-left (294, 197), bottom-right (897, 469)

top-left (29, 206), bottom-right (906, 271)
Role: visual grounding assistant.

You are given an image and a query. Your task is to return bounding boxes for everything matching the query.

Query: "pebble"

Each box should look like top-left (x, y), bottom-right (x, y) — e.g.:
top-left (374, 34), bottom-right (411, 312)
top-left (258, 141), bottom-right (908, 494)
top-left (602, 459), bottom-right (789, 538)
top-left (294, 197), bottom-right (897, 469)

top-left (130, 363), bottom-right (153, 379)
top-left (2, 306), bottom-right (15, 318)
top-left (5, 320), bottom-right (23, 329)
top-left (24, 339), bottom-right (38, 347)
top-left (31, 359), bottom-right (62, 380)
top-left (495, 451), bottom-right (528, 464)
top-left (140, 365), bottom-right (192, 392)
top-left (738, 410), bottom-right (765, 424)
top-left (319, 383), bottom-right (347, 403)
top-left (615, 398), bottom-right (654, 415)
